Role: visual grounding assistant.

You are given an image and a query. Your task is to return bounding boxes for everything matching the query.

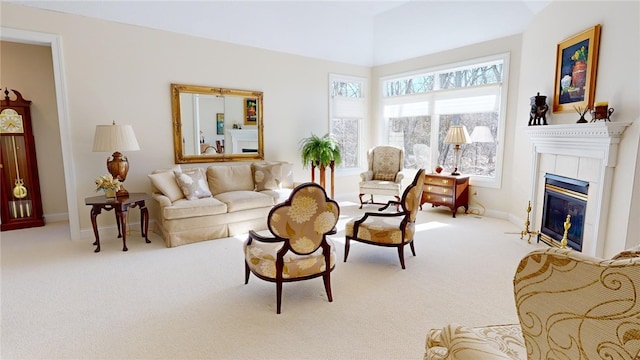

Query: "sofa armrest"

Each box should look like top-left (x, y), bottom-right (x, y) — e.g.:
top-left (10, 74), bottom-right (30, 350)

top-left (514, 248), bottom-right (640, 359)
top-left (395, 171), bottom-right (405, 183)
top-left (360, 171), bottom-right (373, 182)
top-left (151, 192), bottom-right (172, 208)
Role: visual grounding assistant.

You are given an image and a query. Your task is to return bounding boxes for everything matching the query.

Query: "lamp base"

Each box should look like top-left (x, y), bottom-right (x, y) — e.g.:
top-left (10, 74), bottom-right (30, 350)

top-left (116, 187), bottom-right (129, 198)
top-left (451, 168), bottom-right (460, 176)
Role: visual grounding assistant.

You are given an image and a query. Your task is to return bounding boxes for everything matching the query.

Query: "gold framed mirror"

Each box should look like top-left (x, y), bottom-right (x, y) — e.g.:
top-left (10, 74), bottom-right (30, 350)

top-left (171, 83), bottom-right (264, 163)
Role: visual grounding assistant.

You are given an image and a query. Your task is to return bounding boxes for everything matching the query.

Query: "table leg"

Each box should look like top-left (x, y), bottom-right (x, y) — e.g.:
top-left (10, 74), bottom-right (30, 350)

top-left (90, 205), bottom-right (102, 253)
top-left (115, 210), bottom-right (123, 239)
top-left (116, 208), bottom-right (128, 251)
top-left (139, 201), bottom-right (150, 243)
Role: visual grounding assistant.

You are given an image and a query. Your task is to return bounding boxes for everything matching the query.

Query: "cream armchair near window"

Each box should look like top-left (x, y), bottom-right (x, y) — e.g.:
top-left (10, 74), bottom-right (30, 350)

top-left (358, 145), bottom-right (405, 208)
top-left (424, 246), bottom-right (640, 359)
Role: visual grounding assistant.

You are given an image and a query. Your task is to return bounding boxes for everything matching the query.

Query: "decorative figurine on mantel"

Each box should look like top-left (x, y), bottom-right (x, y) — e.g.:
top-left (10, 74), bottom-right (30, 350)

top-left (590, 101), bottom-right (614, 122)
top-left (574, 105), bottom-right (589, 123)
top-left (528, 92), bottom-right (549, 126)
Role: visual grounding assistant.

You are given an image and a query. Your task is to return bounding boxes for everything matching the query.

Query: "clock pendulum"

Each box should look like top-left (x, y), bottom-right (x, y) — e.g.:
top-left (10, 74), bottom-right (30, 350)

top-left (10, 136), bottom-right (30, 218)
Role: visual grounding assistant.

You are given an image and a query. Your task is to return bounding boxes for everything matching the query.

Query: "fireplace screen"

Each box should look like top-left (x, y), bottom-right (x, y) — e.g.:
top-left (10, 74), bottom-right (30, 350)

top-left (539, 174), bottom-right (588, 251)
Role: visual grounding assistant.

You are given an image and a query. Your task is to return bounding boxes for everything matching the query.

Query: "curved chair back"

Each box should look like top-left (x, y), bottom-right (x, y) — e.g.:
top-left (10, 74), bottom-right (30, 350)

top-left (402, 169), bottom-right (425, 221)
top-left (268, 182), bottom-right (339, 255)
top-left (367, 145), bottom-right (404, 177)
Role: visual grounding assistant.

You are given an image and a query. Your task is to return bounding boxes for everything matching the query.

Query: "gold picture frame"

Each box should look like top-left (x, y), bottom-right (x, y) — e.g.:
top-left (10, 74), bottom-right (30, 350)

top-left (553, 24), bottom-right (601, 113)
top-left (244, 98), bottom-right (258, 125)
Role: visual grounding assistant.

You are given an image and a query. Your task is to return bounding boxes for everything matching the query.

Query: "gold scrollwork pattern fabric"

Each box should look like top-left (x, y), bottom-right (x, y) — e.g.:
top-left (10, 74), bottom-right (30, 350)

top-left (514, 248), bottom-right (640, 360)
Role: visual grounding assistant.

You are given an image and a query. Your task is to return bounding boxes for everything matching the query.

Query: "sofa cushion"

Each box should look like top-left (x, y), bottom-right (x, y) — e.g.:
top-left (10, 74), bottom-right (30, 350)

top-left (259, 188), bottom-right (293, 204)
top-left (162, 197), bottom-right (227, 220)
top-left (148, 166), bottom-right (184, 202)
top-left (215, 191), bottom-right (274, 212)
top-left (174, 167), bottom-right (212, 200)
top-left (207, 165), bottom-right (254, 196)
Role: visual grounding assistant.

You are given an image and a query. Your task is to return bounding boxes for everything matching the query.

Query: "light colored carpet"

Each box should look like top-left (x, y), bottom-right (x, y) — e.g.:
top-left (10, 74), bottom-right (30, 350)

top-left (1, 201), bottom-right (543, 359)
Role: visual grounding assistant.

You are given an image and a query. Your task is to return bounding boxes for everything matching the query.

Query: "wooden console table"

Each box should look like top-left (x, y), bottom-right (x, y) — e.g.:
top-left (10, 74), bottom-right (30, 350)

top-left (421, 173), bottom-right (469, 217)
top-left (85, 193), bottom-right (151, 252)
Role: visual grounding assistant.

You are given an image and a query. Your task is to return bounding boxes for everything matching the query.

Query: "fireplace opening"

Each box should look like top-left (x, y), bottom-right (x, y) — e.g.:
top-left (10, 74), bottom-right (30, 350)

top-left (539, 174), bottom-right (588, 251)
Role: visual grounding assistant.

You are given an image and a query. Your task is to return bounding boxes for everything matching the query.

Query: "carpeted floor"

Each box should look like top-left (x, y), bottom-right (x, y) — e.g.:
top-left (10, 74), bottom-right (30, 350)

top-left (1, 201), bottom-right (543, 359)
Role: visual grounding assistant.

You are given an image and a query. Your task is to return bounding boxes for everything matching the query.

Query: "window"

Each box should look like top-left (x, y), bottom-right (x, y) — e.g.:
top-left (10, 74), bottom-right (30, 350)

top-left (330, 74), bottom-right (367, 169)
top-left (381, 54), bottom-right (508, 188)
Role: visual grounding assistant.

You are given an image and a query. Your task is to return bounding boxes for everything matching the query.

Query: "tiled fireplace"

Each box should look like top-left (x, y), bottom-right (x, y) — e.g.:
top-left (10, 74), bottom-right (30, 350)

top-left (527, 122), bottom-right (631, 257)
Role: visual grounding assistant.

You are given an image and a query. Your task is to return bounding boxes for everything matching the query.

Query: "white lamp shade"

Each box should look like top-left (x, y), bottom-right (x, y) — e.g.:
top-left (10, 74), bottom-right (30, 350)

top-left (92, 123), bottom-right (140, 152)
top-left (470, 126), bottom-right (494, 143)
top-left (444, 125), bottom-right (472, 145)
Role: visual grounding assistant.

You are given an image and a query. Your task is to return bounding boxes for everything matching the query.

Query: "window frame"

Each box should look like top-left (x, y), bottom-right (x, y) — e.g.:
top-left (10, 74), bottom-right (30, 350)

top-left (329, 73), bottom-right (368, 173)
top-left (378, 53), bottom-right (510, 189)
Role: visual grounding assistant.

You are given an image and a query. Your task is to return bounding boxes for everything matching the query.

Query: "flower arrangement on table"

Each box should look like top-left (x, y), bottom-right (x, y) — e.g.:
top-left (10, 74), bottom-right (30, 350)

top-left (95, 174), bottom-right (121, 197)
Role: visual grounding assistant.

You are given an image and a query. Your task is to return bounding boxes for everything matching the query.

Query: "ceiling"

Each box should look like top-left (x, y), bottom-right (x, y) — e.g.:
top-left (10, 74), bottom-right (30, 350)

top-left (8, 0), bottom-right (551, 66)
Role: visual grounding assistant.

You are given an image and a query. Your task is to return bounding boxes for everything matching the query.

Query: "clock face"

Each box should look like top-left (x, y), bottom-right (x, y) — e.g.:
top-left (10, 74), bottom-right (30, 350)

top-left (0, 109), bottom-right (25, 134)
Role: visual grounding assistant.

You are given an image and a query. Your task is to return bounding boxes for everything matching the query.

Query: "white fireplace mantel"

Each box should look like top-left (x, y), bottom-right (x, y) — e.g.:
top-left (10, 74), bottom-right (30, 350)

top-left (526, 122), bottom-right (632, 257)
top-left (527, 122), bottom-right (632, 167)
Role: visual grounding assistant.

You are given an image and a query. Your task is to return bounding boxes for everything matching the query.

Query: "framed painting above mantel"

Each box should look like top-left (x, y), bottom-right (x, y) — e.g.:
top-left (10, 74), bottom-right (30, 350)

top-left (553, 24), bottom-right (601, 113)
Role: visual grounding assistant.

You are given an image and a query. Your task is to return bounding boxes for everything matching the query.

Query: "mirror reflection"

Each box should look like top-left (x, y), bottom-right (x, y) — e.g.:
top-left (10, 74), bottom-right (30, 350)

top-left (171, 84), bottom-right (264, 163)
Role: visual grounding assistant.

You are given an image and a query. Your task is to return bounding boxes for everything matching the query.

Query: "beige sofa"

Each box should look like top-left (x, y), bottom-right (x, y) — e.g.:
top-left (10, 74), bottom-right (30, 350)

top-left (148, 161), bottom-right (294, 247)
top-left (424, 246), bottom-right (640, 360)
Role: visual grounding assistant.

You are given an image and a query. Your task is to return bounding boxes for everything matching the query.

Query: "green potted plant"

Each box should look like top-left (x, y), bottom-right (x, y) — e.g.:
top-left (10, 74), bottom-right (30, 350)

top-left (299, 133), bottom-right (341, 196)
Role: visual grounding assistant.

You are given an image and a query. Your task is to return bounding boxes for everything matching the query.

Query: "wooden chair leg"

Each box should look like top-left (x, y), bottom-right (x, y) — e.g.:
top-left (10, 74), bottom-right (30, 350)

top-left (244, 262), bottom-right (251, 284)
top-left (410, 240), bottom-right (416, 256)
top-left (358, 194), bottom-right (365, 209)
top-left (344, 237), bottom-right (351, 262)
top-left (323, 273), bottom-right (333, 302)
top-left (398, 245), bottom-right (406, 269)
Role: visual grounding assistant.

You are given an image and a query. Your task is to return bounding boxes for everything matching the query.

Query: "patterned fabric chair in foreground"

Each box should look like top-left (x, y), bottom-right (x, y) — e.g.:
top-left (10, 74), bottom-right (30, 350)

top-left (424, 246), bottom-right (640, 359)
top-left (345, 169), bottom-right (425, 269)
top-left (243, 182), bottom-right (340, 314)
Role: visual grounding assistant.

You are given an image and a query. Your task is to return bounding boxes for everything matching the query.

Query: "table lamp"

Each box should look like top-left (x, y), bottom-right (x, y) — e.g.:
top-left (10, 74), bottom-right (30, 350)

top-left (444, 125), bottom-right (471, 175)
top-left (92, 121), bottom-right (140, 197)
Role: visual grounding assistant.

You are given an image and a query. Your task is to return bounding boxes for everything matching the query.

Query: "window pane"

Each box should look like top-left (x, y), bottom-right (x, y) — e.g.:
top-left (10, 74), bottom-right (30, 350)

top-left (438, 113), bottom-right (497, 176)
top-left (388, 116), bottom-right (431, 169)
top-left (438, 63), bottom-right (503, 89)
top-left (384, 75), bottom-right (434, 96)
top-left (331, 118), bottom-right (359, 168)
top-left (331, 81), bottom-right (361, 98)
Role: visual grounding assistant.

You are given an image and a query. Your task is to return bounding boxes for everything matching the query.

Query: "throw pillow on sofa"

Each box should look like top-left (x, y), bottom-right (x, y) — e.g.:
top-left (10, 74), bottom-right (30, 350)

top-left (252, 161), bottom-right (294, 191)
top-left (174, 168), bottom-right (212, 200)
top-left (148, 165), bottom-right (185, 202)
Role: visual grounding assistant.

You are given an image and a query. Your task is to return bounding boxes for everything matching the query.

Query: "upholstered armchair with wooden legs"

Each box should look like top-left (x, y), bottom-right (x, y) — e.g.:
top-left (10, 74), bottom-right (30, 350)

top-left (345, 169), bottom-right (425, 269)
top-left (243, 182), bottom-right (340, 314)
top-left (424, 246), bottom-right (640, 360)
top-left (358, 145), bottom-right (405, 208)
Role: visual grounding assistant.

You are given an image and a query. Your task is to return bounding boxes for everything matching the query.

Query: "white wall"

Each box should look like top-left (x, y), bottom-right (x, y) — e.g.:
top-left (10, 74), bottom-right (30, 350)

top-left (1, 2), bottom-right (369, 236)
top-left (512, 0), bottom-right (640, 257)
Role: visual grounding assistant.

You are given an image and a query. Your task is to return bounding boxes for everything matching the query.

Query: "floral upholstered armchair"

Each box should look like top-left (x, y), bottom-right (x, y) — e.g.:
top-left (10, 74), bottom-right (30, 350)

top-left (358, 145), bottom-right (405, 208)
top-left (345, 169), bottom-right (425, 269)
top-left (243, 182), bottom-right (340, 314)
top-left (424, 246), bottom-right (640, 359)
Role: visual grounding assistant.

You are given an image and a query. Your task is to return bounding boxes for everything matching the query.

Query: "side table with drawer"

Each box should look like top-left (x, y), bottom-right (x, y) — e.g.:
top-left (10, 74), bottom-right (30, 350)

top-left (421, 173), bottom-right (469, 217)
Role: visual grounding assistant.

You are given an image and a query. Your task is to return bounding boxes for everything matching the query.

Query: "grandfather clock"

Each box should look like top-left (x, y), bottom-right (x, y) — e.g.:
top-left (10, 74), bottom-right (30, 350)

top-left (0, 88), bottom-right (45, 231)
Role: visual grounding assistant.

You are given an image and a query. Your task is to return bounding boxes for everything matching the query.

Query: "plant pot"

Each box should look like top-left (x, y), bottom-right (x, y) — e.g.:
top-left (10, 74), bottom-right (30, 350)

top-left (104, 188), bottom-right (116, 198)
top-left (572, 61), bottom-right (586, 88)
